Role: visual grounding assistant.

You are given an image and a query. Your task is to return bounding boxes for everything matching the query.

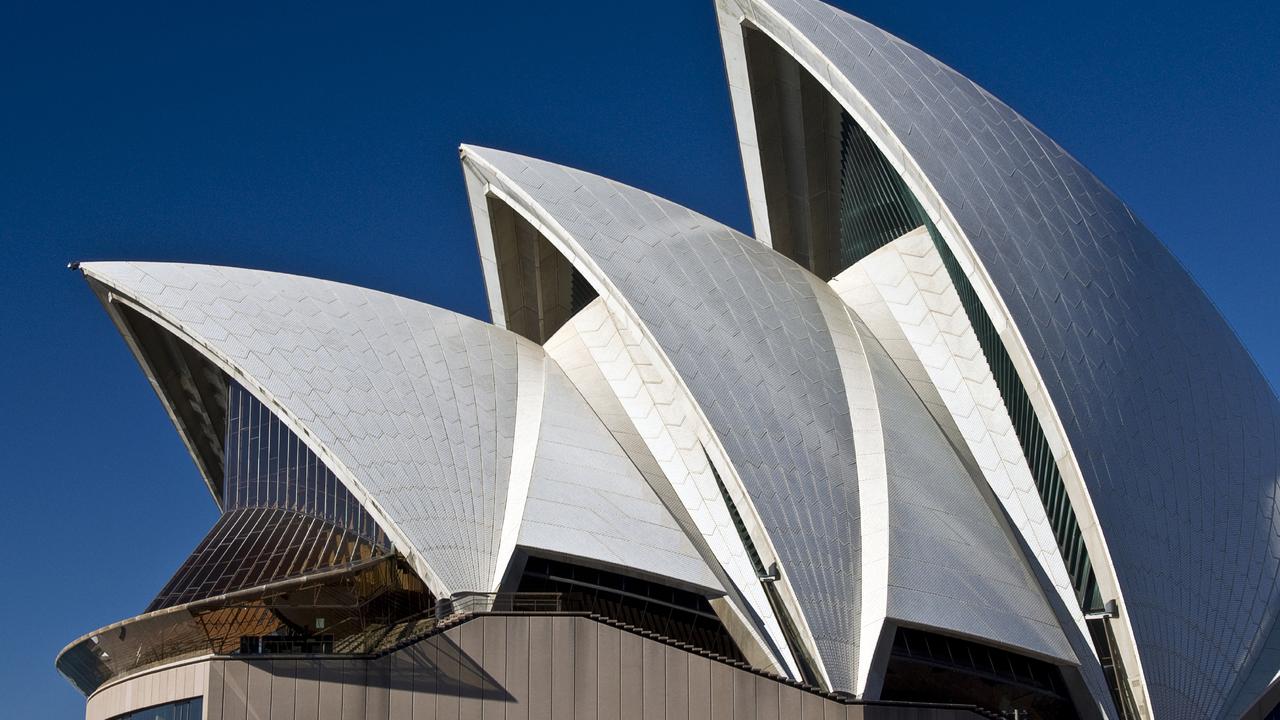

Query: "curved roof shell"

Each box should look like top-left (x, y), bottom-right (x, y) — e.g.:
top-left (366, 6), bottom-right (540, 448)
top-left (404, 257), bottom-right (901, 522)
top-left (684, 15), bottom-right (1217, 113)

top-left (717, 0), bottom-right (1280, 716)
top-left (79, 261), bottom-right (721, 598)
top-left (464, 145), bottom-right (861, 685)
top-left (460, 147), bottom-right (1079, 691)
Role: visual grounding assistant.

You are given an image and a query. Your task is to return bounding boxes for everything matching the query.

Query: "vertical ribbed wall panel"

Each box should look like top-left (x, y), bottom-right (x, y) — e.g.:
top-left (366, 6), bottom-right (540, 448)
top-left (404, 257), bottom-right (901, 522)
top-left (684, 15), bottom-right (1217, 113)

top-left (182, 615), bottom-right (985, 719)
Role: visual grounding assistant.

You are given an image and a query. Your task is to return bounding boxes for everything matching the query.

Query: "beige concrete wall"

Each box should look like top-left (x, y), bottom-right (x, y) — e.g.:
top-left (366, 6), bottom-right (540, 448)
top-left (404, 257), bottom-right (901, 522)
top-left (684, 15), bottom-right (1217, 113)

top-left (202, 615), bottom-right (977, 720)
top-left (90, 615), bottom-right (982, 720)
top-left (85, 657), bottom-right (209, 720)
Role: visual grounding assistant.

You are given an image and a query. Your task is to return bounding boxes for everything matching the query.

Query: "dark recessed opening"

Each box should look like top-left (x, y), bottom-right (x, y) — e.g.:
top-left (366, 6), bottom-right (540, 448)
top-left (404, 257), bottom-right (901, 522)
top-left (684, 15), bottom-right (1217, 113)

top-left (517, 555), bottom-right (744, 662)
top-left (742, 23), bottom-right (937, 281)
top-left (880, 626), bottom-right (1078, 720)
top-left (114, 301), bottom-right (229, 503)
top-left (486, 196), bottom-right (598, 344)
top-left (742, 24), bottom-right (846, 280)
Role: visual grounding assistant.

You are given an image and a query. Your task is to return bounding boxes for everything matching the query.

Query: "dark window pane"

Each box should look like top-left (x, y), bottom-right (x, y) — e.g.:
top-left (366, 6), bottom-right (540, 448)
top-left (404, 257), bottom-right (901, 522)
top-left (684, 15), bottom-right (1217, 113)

top-left (109, 697), bottom-right (202, 720)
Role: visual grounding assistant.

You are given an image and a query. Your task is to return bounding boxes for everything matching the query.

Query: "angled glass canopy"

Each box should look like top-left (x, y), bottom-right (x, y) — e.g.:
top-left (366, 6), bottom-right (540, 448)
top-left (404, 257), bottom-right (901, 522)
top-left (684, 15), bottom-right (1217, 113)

top-left (149, 381), bottom-right (392, 611)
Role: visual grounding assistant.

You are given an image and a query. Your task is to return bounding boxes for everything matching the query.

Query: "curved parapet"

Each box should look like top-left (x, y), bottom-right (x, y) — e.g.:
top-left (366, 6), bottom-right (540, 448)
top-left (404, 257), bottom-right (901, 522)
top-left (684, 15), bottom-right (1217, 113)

top-left (56, 553), bottom-right (416, 696)
top-left (460, 147), bottom-right (1089, 700)
top-left (716, 0), bottom-right (1280, 717)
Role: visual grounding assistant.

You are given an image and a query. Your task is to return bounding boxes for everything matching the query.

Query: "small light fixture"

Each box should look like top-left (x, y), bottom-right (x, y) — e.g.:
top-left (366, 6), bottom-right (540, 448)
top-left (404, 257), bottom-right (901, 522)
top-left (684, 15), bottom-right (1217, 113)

top-left (759, 562), bottom-right (781, 583)
top-left (1084, 599), bottom-right (1120, 620)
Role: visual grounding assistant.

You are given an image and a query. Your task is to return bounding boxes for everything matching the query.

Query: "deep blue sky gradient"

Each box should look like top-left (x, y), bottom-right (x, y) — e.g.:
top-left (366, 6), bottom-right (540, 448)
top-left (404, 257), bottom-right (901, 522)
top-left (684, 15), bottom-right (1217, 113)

top-left (2, 1), bottom-right (1276, 715)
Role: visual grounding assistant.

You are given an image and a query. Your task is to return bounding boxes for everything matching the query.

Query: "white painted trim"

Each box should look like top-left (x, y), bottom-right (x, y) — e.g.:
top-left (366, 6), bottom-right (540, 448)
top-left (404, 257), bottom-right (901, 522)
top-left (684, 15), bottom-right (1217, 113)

top-left (491, 339), bottom-right (547, 590)
top-left (462, 160), bottom-right (509, 329)
top-left (803, 274), bottom-right (890, 695)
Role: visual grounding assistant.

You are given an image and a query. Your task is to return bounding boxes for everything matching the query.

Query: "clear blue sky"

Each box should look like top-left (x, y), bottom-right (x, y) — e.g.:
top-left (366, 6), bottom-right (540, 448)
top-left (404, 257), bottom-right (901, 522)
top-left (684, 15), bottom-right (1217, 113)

top-left (2, 0), bottom-right (1276, 715)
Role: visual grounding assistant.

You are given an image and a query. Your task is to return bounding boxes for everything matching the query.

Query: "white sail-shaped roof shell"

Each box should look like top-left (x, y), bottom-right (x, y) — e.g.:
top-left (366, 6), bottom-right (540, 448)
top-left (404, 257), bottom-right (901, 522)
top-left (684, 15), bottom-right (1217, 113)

top-left (460, 146), bottom-right (1081, 694)
top-left (717, 1), bottom-right (1280, 716)
top-left (79, 261), bottom-right (722, 597)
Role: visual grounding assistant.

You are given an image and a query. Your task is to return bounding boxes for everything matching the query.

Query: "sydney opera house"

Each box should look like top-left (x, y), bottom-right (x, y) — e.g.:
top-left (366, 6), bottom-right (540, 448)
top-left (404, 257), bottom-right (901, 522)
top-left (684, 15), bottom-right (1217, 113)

top-left (57, 1), bottom-right (1280, 719)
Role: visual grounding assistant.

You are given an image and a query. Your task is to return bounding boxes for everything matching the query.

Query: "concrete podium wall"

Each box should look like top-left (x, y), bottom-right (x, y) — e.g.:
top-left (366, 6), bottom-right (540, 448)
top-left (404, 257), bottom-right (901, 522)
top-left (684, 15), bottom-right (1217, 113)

top-left (89, 615), bottom-right (986, 720)
top-left (85, 659), bottom-right (209, 720)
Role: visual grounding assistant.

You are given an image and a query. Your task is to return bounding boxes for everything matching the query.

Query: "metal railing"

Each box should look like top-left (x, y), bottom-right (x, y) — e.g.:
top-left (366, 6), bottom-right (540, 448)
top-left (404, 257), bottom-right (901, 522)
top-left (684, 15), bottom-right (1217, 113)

top-left (434, 592), bottom-right (563, 619)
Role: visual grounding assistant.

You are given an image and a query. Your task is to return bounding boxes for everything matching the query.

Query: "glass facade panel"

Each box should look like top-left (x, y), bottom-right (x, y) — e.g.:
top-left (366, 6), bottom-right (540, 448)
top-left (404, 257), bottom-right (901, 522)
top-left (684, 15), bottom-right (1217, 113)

top-left (146, 506), bottom-right (386, 611)
top-left (148, 381), bottom-right (390, 611)
top-left (837, 114), bottom-right (921, 268)
top-left (110, 697), bottom-right (202, 720)
top-left (883, 627), bottom-right (1077, 718)
top-left (1088, 616), bottom-right (1144, 719)
top-left (569, 265), bottom-right (598, 314)
top-left (705, 448), bottom-right (766, 576)
top-left (223, 382), bottom-right (386, 546)
top-left (60, 554), bottom-right (434, 696)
